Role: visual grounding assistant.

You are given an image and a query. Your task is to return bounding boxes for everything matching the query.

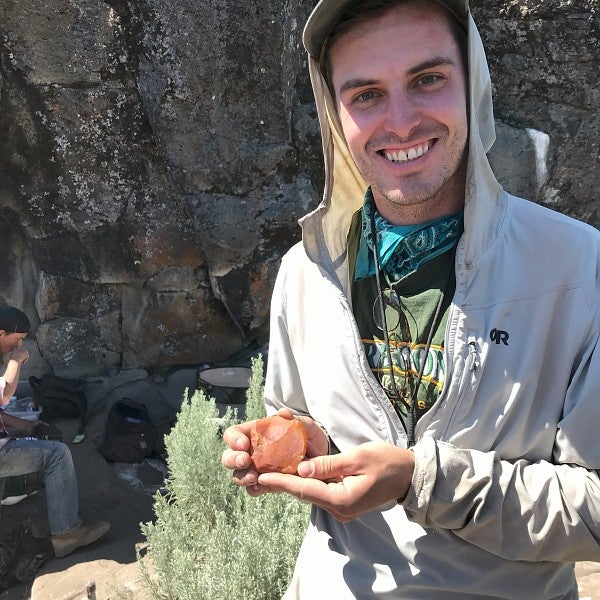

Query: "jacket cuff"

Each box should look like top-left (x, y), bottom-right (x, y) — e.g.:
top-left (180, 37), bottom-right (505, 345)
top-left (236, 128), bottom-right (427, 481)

top-left (314, 420), bottom-right (339, 455)
top-left (400, 435), bottom-right (438, 517)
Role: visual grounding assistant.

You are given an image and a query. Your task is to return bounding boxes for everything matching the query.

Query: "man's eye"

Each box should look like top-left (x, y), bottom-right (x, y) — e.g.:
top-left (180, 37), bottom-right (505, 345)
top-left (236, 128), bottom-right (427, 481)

top-left (417, 74), bottom-right (443, 86)
top-left (354, 90), bottom-right (378, 103)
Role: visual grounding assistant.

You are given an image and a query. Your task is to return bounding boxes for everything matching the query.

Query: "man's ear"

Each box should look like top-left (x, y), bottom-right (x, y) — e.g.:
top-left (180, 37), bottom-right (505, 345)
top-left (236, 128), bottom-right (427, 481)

top-left (0, 331), bottom-right (5, 337)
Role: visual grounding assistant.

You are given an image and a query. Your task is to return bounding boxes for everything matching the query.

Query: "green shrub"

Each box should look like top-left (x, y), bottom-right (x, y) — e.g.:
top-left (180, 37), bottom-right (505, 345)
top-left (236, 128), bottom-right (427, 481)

top-left (139, 357), bottom-right (310, 600)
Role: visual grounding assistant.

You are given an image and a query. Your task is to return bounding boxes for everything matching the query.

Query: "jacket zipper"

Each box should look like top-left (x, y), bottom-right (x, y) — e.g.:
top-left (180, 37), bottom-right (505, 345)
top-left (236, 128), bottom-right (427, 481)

top-left (336, 288), bottom-right (408, 444)
top-left (414, 294), bottom-right (479, 442)
top-left (438, 336), bottom-right (479, 441)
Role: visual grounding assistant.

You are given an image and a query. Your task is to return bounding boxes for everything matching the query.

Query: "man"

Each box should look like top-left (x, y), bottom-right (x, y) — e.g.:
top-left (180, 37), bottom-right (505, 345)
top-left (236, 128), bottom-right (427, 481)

top-left (0, 306), bottom-right (30, 406)
top-left (222, 1), bottom-right (600, 598)
top-left (0, 305), bottom-right (110, 558)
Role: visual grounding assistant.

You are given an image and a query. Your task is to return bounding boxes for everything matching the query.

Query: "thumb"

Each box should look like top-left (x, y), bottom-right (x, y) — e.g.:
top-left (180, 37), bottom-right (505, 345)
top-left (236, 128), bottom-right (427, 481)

top-left (297, 454), bottom-right (346, 481)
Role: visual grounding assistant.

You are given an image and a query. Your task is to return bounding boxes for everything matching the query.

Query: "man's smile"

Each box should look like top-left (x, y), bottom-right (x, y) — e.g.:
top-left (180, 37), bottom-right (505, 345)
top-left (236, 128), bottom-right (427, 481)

top-left (379, 141), bottom-right (433, 164)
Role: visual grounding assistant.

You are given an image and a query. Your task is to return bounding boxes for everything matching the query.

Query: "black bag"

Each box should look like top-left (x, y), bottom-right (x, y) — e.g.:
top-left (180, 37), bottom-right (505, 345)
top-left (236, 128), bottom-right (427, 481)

top-left (29, 375), bottom-right (87, 433)
top-left (99, 399), bottom-right (159, 463)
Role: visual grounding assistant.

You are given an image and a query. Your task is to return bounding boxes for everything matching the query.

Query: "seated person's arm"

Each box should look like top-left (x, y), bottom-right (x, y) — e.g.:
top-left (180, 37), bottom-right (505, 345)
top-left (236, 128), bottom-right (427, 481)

top-left (0, 410), bottom-right (37, 436)
top-left (1, 347), bottom-right (29, 405)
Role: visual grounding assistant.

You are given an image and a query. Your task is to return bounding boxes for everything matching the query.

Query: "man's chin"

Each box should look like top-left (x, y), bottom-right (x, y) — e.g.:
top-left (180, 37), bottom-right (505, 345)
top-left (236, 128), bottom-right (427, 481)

top-left (373, 188), bottom-right (431, 209)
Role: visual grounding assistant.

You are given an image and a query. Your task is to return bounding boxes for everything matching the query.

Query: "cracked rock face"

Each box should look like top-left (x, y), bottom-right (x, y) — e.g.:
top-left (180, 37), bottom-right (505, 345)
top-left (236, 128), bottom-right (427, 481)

top-left (0, 0), bottom-right (598, 378)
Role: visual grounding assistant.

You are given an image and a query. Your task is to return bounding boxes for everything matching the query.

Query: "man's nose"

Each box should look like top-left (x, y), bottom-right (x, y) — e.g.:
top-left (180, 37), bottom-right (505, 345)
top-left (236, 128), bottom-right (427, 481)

top-left (383, 91), bottom-right (421, 138)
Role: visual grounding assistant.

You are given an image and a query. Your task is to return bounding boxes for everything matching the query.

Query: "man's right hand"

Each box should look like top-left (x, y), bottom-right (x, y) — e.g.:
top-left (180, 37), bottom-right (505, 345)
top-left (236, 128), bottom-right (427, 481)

top-left (9, 346), bottom-right (29, 365)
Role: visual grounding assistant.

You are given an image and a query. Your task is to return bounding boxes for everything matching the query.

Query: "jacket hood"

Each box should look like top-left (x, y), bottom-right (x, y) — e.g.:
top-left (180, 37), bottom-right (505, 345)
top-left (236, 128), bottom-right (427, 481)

top-left (299, 1), bottom-right (503, 290)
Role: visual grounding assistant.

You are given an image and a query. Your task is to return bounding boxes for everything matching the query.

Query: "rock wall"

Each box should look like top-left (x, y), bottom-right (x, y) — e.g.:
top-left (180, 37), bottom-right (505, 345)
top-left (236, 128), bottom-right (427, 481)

top-left (475, 0), bottom-right (599, 225)
top-left (0, 0), bottom-right (598, 380)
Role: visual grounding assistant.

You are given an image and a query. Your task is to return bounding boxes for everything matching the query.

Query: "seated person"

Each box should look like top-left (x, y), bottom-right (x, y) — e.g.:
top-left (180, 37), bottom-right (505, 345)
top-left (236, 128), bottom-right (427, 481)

top-left (0, 305), bottom-right (109, 558)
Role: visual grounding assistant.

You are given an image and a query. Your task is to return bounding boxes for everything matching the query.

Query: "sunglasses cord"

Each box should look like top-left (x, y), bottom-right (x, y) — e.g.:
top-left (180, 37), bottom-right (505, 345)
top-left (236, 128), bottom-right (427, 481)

top-left (370, 210), bottom-right (455, 447)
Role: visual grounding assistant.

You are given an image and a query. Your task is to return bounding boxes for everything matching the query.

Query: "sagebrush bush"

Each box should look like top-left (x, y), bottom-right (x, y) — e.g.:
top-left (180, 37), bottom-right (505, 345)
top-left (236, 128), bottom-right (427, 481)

top-left (139, 357), bottom-right (310, 600)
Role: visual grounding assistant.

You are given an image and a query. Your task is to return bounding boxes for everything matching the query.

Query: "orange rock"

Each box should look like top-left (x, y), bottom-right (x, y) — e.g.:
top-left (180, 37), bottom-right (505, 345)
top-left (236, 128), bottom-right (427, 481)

top-left (250, 415), bottom-right (308, 474)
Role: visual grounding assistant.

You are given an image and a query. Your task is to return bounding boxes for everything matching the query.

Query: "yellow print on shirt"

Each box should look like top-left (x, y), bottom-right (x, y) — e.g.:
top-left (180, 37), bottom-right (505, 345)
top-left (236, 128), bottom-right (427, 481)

top-left (363, 338), bottom-right (445, 410)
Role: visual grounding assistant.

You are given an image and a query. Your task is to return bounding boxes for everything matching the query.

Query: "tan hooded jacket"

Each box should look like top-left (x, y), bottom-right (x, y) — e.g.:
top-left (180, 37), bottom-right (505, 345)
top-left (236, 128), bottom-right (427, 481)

top-left (264, 5), bottom-right (600, 599)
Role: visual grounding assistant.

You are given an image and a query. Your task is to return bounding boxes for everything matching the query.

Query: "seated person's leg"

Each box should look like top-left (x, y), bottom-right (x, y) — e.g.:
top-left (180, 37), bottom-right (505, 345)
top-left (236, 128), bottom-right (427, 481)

top-left (0, 438), bottom-right (110, 557)
top-left (0, 439), bottom-right (79, 535)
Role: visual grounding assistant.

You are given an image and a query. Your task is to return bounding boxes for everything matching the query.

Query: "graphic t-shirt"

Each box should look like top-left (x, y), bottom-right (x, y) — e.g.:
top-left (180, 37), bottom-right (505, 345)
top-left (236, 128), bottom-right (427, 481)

top-left (348, 211), bottom-right (456, 427)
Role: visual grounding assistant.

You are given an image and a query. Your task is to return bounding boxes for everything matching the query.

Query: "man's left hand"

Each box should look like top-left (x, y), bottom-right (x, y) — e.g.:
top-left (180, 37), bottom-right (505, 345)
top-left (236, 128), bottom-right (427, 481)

top-left (256, 441), bottom-right (415, 522)
top-left (30, 421), bottom-right (62, 440)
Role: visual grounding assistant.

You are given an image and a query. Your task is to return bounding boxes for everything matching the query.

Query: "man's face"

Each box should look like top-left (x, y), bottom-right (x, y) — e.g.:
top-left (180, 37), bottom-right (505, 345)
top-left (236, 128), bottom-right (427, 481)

top-left (329, 0), bottom-right (469, 225)
top-left (0, 331), bottom-right (26, 357)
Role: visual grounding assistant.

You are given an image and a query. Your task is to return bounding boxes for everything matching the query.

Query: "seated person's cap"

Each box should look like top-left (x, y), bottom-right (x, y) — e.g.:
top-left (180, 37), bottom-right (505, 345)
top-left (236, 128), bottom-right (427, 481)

top-left (303, 0), bottom-right (469, 59)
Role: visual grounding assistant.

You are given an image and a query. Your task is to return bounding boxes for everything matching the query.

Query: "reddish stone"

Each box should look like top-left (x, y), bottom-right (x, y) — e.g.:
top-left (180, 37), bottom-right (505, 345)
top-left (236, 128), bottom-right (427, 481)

top-left (250, 415), bottom-right (308, 474)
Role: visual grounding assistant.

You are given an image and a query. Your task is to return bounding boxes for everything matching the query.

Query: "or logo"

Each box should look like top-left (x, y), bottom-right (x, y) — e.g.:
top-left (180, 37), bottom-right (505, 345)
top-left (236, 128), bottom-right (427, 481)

top-left (490, 328), bottom-right (509, 346)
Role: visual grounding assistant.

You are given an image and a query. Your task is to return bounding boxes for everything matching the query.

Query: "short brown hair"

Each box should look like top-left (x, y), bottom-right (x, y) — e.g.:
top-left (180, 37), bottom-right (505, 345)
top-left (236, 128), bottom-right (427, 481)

top-left (320, 0), bottom-right (468, 93)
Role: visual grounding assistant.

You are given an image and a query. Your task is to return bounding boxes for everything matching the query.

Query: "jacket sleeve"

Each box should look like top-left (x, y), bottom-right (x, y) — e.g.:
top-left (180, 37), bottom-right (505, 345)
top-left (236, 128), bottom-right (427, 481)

top-left (263, 254), bottom-right (310, 418)
top-left (402, 328), bottom-right (600, 563)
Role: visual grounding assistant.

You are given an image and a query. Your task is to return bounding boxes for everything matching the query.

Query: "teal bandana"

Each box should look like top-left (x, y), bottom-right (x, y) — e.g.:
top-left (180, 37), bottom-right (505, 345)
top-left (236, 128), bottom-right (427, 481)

top-left (355, 188), bottom-right (464, 282)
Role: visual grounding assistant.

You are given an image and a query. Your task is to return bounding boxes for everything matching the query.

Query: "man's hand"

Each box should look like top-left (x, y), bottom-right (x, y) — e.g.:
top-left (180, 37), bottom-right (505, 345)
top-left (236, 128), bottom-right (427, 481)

top-left (256, 441), bottom-right (415, 522)
top-left (0, 415), bottom-right (59, 440)
top-left (0, 410), bottom-right (37, 436)
top-left (221, 407), bottom-right (329, 493)
top-left (30, 421), bottom-right (61, 440)
top-left (7, 346), bottom-right (29, 365)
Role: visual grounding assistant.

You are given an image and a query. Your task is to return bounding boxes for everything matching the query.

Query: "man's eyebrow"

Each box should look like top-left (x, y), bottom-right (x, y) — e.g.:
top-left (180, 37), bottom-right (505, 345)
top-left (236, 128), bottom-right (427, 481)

top-left (407, 57), bottom-right (456, 75)
top-left (339, 78), bottom-right (380, 95)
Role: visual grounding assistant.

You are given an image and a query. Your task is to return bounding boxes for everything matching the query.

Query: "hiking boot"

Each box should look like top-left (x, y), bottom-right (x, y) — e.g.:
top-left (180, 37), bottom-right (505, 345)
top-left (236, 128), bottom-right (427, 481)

top-left (51, 521), bottom-right (110, 558)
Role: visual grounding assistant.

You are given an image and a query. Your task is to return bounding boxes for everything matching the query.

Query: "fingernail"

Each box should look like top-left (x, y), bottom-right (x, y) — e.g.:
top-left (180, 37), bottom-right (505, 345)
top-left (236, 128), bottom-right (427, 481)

top-left (297, 460), bottom-right (313, 478)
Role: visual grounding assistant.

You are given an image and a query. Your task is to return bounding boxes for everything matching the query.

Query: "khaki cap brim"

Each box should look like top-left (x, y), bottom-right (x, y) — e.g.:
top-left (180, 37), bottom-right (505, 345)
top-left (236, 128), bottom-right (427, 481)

top-left (303, 0), bottom-right (469, 59)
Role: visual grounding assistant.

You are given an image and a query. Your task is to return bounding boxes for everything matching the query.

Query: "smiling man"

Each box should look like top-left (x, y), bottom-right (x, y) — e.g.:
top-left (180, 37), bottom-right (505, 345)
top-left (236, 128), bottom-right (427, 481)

top-left (221, 1), bottom-right (600, 598)
top-left (329, 1), bottom-right (468, 223)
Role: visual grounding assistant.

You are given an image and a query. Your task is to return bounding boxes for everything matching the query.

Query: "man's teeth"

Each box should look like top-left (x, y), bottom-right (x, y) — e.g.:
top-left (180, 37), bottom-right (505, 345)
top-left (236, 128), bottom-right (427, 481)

top-left (385, 143), bottom-right (430, 163)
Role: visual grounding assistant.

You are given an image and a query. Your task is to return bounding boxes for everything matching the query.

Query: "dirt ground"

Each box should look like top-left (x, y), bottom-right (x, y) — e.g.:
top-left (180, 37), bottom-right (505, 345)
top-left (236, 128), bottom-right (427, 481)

top-left (0, 427), bottom-right (598, 600)
top-left (578, 562), bottom-right (600, 600)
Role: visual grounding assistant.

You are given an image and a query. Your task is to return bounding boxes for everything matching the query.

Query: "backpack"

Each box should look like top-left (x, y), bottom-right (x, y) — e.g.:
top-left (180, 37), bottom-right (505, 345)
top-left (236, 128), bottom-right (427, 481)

top-left (29, 375), bottom-right (87, 434)
top-left (99, 399), bottom-right (159, 463)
